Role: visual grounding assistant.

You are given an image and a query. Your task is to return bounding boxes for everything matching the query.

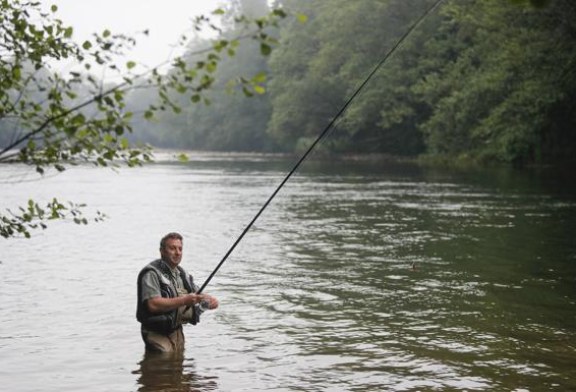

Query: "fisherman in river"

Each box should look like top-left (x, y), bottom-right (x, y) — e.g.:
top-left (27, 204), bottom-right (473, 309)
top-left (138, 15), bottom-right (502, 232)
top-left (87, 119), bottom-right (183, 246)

top-left (136, 232), bottom-right (219, 352)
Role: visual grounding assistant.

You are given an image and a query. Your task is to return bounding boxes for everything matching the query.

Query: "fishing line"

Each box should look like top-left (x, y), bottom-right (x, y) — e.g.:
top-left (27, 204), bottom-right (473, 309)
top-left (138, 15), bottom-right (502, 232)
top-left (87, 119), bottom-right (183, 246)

top-left (197, 0), bottom-right (444, 294)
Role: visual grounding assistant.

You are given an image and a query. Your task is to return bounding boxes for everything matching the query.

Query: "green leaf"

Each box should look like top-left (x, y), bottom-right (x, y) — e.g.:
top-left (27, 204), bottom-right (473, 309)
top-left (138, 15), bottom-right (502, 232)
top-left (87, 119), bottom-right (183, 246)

top-left (12, 66), bottom-right (22, 80)
top-left (115, 125), bottom-right (125, 135)
top-left (206, 62), bottom-right (217, 73)
top-left (273, 9), bottom-right (288, 18)
top-left (252, 72), bottom-right (267, 84)
top-left (242, 87), bottom-right (254, 97)
top-left (51, 4), bottom-right (58, 12)
top-left (260, 43), bottom-right (272, 56)
top-left (71, 113), bottom-right (85, 125)
top-left (126, 61), bottom-right (136, 69)
top-left (82, 40), bottom-right (92, 50)
top-left (213, 39), bottom-right (228, 51)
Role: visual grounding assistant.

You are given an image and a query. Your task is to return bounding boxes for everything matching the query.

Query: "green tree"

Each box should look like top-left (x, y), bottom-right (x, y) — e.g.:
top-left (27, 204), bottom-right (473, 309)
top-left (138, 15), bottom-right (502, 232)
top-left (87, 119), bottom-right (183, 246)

top-left (416, 0), bottom-right (576, 165)
top-left (0, 0), bottom-right (287, 238)
top-left (266, 0), bottom-right (575, 163)
top-left (267, 0), bottom-right (434, 155)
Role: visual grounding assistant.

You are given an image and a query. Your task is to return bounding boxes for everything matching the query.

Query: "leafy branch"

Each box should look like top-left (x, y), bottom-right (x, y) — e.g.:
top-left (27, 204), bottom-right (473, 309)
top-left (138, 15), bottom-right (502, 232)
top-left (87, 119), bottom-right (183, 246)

top-left (0, 0), bottom-right (290, 238)
top-left (0, 198), bottom-right (106, 239)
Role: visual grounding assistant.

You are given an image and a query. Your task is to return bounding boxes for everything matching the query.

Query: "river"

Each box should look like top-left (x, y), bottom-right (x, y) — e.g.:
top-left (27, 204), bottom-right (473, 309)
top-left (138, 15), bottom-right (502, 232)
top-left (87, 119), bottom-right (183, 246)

top-left (0, 152), bottom-right (575, 391)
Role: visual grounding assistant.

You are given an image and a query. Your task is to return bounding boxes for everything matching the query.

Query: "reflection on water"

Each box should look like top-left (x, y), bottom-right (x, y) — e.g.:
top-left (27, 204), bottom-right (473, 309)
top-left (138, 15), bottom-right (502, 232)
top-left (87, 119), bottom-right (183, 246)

top-left (134, 350), bottom-right (218, 392)
top-left (0, 155), bottom-right (575, 391)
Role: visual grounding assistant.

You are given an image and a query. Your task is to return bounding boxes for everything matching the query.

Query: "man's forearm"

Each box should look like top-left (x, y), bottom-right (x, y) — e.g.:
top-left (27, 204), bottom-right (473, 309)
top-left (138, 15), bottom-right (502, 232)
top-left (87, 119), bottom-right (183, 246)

top-left (146, 294), bottom-right (200, 314)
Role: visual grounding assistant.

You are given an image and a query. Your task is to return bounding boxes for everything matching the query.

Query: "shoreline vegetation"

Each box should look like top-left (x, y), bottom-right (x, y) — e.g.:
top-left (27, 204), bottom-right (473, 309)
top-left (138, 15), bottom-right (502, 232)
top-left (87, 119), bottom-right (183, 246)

top-left (127, 0), bottom-right (575, 169)
top-left (1, 1), bottom-right (574, 173)
top-left (2, 146), bottom-right (573, 172)
top-left (149, 148), bottom-right (576, 171)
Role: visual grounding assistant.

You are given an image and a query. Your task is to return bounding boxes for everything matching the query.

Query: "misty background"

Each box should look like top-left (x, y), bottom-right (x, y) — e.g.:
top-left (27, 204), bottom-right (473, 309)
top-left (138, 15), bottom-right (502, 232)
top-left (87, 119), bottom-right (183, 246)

top-left (2, 0), bottom-right (575, 166)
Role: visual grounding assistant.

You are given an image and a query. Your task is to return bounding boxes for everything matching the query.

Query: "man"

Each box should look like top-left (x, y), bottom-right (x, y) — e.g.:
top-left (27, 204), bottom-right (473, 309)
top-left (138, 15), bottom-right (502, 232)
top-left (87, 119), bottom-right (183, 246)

top-left (136, 232), bottom-right (219, 352)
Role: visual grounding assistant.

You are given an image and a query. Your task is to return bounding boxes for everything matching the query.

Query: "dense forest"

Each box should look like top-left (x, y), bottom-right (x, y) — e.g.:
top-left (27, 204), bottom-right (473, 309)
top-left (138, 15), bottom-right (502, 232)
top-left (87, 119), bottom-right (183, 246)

top-left (125, 0), bottom-right (576, 166)
top-left (2, 0), bottom-right (575, 167)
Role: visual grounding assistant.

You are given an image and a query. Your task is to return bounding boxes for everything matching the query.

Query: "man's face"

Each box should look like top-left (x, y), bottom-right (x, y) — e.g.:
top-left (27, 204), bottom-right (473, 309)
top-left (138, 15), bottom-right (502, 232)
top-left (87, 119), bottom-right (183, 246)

top-left (160, 238), bottom-right (183, 268)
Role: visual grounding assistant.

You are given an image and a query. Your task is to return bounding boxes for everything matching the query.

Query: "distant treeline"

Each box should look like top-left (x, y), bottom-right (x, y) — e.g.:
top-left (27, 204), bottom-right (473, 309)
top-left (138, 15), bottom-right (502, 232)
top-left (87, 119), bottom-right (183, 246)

top-left (22, 0), bottom-right (576, 166)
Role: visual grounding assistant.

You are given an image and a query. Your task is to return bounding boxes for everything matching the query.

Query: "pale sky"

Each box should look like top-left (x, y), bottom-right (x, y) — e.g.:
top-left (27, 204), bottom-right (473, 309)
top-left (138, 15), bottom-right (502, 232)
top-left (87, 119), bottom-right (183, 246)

top-left (40, 0), bottom-right (223, 71)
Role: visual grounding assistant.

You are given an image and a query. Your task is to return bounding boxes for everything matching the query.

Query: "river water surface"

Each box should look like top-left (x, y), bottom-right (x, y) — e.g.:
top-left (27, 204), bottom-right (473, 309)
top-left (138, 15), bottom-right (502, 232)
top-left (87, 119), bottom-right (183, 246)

top-left (0, 153), bottom-right (575, 391)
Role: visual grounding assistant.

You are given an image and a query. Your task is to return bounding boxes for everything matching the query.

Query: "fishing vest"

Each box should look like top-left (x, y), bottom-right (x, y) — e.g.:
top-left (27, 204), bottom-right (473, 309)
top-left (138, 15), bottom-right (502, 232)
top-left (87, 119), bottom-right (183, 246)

top-left (136, 259), bottom-right (199, 334)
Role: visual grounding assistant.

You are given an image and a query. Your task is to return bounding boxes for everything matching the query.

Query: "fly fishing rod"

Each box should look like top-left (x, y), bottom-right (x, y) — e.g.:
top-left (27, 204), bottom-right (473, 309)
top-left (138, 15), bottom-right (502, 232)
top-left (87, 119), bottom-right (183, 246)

top-left (196, 0), bottom-right (444, 294)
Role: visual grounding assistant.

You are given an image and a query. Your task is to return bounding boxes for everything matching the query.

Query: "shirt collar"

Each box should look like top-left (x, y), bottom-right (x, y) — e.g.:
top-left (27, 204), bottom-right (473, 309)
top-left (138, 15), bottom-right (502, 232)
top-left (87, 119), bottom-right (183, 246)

top-left (159, 258), bottom-right (179, 276)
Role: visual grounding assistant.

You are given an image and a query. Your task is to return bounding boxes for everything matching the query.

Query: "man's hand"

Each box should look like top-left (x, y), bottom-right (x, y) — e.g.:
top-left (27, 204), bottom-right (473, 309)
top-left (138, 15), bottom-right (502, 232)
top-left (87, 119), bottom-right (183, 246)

top-left (183, 293), bottom-right (218, 309)
top-left (199, 294), bottom-right (219, 310)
